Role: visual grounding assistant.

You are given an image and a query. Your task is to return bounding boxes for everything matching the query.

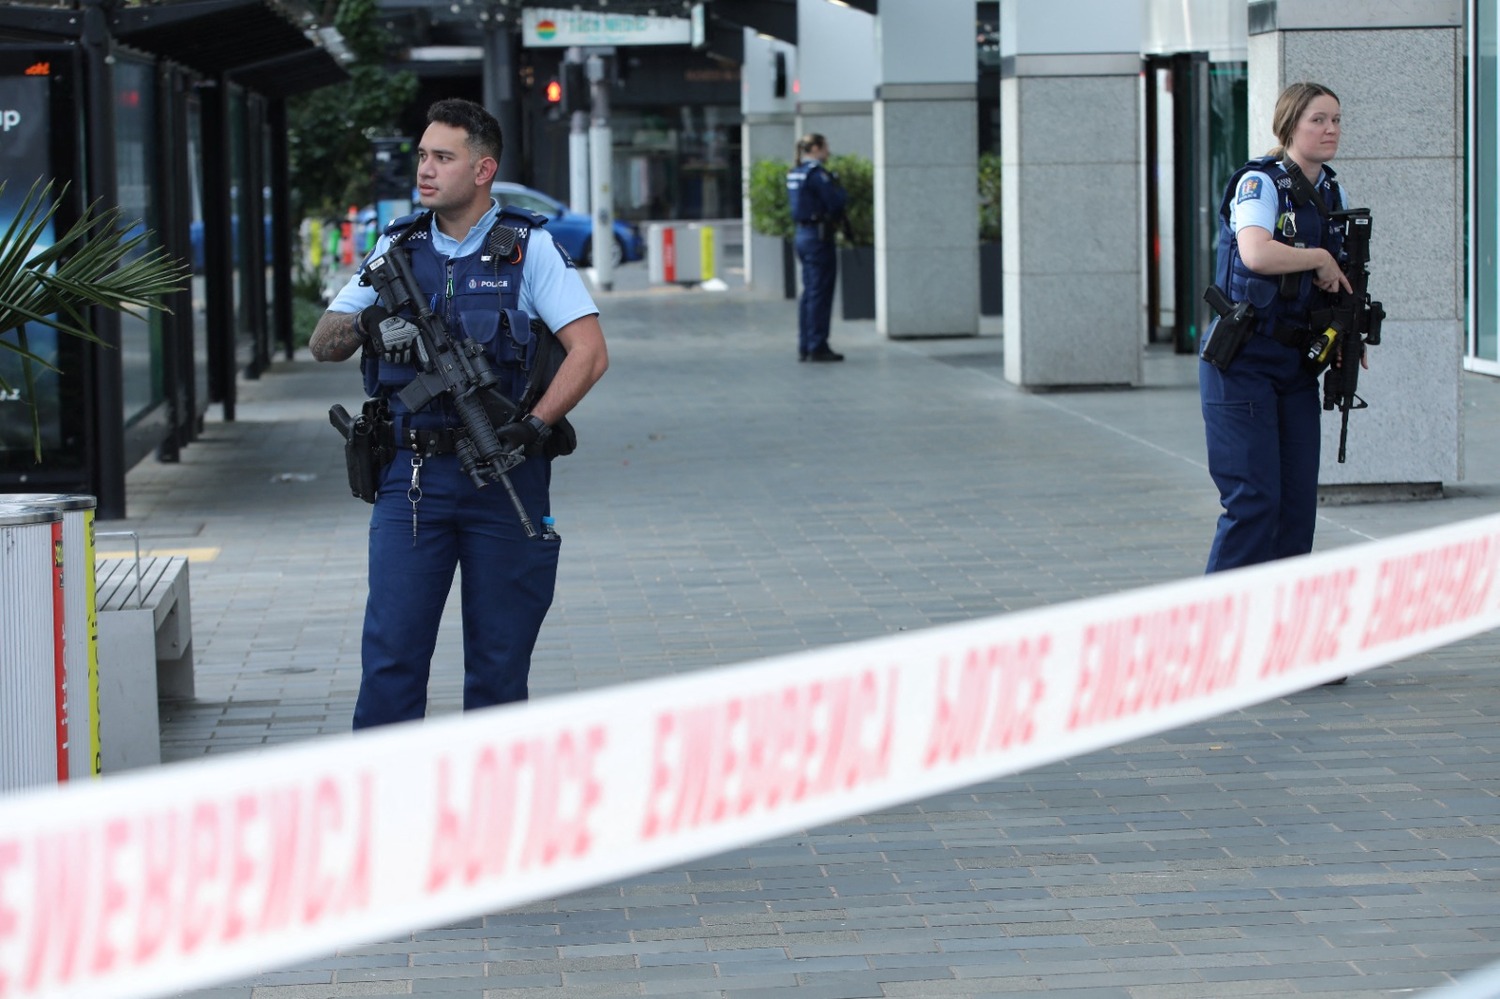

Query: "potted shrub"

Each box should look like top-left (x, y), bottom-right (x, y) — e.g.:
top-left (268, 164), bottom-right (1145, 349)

top-left (827, 152), bottom-right (874, 321)
top-left (979, 151), bottom-right (1001, 316)
top-left (0, 181), bottom-right (186, 459)
top-left (748, 158), bottom-right (796, 299)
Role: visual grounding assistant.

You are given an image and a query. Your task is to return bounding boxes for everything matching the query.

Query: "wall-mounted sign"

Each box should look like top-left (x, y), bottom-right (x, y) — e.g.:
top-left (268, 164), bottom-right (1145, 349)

top-left (521, 8), bottom-right (691, 47)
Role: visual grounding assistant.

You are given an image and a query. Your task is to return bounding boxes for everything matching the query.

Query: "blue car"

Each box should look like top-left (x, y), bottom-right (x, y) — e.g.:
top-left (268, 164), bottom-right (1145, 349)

top-left (489, 182), bottom-right (644, 268)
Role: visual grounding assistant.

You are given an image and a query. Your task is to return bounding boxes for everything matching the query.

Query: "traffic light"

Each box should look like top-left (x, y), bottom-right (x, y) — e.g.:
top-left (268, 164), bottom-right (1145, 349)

top-left (545, 78), bottom-right (562, 104)
top-left (562, 60), bottom-right (590, 114)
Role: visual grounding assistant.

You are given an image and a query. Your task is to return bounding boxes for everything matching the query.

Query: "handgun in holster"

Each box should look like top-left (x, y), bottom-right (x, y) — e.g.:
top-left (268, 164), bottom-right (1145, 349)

top-left (1200, 286), bottom-right (1256, 370)
top-left (329, 399), bottom-right (394, 503)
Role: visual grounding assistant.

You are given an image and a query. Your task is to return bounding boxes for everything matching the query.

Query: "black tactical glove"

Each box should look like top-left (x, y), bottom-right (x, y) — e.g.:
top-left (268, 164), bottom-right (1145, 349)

top-left (495, 414), bottom-right (551, 455)
top-left (358, 305), bottom-right (422, 366)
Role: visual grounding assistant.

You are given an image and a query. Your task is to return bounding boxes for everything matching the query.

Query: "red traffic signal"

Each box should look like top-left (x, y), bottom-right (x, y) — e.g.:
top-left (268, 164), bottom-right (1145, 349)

top-left (545, 78), bottom-right (562, 103)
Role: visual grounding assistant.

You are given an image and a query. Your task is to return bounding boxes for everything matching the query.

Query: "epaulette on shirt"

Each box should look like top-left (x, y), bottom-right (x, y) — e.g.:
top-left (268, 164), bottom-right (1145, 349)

top-left (497, 205), bottom-right (548, 229)
top-left (382, 210), bottom-right (429, 238)
top-left (380, 206), bottom-right (549, 242)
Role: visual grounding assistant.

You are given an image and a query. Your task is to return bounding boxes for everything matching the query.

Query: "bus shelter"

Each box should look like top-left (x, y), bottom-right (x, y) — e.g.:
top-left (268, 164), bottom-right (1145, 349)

top-left (0, 0), bottom-right (345, 518)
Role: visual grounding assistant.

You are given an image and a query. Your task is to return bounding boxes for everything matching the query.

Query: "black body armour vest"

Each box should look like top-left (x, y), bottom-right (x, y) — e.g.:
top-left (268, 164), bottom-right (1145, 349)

top-left (361, 207), bottom-right (561, 428)
top-left (1212, 156), bottom-right (1344, 335)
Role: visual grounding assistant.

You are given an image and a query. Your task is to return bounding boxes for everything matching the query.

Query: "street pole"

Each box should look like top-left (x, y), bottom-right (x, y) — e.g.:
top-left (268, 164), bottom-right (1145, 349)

top-left (81, 0), bottom-right (125, 517)
top-left (587, 52), bottom-right (613, 291)
top-left (481, 10), bottom-right (522, 184)
top-left (566, 47), bottom-right (589, 215)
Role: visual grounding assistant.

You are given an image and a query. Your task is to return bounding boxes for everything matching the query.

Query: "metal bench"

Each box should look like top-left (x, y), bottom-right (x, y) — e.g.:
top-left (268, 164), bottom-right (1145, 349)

top-left (94, 543), bottom-right (194, 771)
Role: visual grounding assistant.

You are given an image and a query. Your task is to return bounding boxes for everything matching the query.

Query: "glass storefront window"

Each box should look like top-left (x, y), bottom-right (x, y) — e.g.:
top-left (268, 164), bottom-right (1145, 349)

top-left (229, 87), bottom-right (252, 371)
top-left (187, 99), bottom-right (209, 414)
top-left (612, 105), bottom-right (741, 221)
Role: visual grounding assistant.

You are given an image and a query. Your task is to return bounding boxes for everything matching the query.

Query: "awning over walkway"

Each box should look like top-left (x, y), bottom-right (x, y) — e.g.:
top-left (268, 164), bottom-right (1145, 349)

top-left (112, 0), bottom-right (347, 96)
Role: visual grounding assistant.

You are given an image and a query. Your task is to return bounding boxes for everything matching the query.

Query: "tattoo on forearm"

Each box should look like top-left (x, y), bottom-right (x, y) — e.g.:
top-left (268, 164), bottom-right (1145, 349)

top-left (311, 312), bottom-right (364, 361)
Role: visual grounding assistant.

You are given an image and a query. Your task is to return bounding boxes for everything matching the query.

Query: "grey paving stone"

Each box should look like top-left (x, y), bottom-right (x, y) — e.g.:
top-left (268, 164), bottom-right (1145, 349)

top-left (121, 288), bottom-right (1500, 999)
top-left (247, 984), bottom-right (413, 998)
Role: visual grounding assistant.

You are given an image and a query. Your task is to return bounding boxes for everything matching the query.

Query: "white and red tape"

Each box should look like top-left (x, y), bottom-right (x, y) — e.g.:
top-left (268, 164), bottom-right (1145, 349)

top-left (2, 512), bottom-right (1499, 999)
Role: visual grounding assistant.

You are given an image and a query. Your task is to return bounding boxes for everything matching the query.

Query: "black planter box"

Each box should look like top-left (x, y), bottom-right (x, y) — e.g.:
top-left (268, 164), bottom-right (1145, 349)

top-left (840, 245), bottom-right (875, 320)
top-left (980, 241), bottom-right (1002, 316)
top-left (781, 238), bottom-right (796, 300)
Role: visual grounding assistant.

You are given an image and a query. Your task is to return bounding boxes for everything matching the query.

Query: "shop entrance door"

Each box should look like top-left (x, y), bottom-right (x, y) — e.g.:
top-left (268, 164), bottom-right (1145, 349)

top-left (1144, 53), bottom-right (1247, 356)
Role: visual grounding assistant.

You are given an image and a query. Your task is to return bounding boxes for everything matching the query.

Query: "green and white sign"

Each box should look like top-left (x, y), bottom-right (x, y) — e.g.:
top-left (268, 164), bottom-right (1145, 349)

top-left (521, 7), bottom-right (691, 47)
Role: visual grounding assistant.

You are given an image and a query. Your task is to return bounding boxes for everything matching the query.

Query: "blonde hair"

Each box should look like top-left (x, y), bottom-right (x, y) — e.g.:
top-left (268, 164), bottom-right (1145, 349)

top-left (1267, 82), bottom-right (1340, 158)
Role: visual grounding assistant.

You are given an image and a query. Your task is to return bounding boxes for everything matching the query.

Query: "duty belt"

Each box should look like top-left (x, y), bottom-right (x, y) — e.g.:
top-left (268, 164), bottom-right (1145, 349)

top-left (1270, 323), bottom-right (1314, 352)
top-left (385, 425), bottom-right (462, 457)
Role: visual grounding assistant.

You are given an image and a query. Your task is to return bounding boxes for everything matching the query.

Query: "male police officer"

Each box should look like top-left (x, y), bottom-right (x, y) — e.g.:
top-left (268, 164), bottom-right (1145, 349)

top-left (311, 98), bottom-right (608, 729)
top-left (786, 133), bottom-right (848, 362)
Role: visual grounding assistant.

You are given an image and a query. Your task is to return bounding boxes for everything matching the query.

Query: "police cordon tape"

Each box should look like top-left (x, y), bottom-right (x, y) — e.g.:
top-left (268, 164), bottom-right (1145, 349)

top-left (3, 513), bottom-right (1500, 999)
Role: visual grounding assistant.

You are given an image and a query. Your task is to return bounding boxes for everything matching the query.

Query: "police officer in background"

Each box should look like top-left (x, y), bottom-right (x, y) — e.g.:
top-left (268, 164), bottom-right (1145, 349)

top-left (786, 133), bottom-right (848, 362)
top-left (1200, 82), bottom-right (1353, 574)
top-left (310, 98), bottom-right (608, 729)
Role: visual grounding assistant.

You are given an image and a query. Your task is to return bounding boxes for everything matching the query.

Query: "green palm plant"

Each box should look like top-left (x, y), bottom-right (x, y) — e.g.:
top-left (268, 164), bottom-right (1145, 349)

top-left (0, 179), bottom-right (187, 459)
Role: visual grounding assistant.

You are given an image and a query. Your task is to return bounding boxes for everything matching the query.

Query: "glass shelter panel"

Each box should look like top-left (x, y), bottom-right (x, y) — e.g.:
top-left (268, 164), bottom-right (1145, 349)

top-left (114, 56), bottom-right (163, 425)
top-left (0, 47), bottom-right (84, 476)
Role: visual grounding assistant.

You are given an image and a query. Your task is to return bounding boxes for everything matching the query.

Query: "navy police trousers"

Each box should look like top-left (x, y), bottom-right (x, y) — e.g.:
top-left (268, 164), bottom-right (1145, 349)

top-left (795, 228), bottom-right (837, 356)
top-left (1200, 332), bottom-right (1321, 573)
top-left (354, 448), bottom-right (559, 729)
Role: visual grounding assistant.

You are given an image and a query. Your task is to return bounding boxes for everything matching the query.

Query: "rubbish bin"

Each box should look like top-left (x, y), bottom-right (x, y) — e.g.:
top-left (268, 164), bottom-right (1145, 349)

top-left (0, 502), bottom-right (65, 790)
top-left (647, 223), bottom-right (718, 285)
top-left (0, 493), bottom-right (98, 779)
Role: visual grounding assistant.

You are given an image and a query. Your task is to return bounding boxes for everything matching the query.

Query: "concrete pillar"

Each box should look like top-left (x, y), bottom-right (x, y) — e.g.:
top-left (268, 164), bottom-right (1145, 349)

top-left (1001, 0), bottom-right (1145, 387)
top-left (873, 0), bottom-right (979, 338)
top-left (1248, 0), bottom-right (1463, 489)
top-left (793, 0), bottom-right (876, 158)
top-left (741, 29), bottom-right (797, 296)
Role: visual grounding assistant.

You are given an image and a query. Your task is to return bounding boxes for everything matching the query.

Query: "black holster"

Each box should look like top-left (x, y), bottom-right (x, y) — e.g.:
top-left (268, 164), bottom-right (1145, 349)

top-left (330, 399), bottom-right (395, 503)
top-left (1200, 287), bottom-right (1256, 370)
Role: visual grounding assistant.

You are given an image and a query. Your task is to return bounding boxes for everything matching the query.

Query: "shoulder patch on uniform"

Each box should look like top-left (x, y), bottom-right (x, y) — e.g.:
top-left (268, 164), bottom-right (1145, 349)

top-left (1237, 176), bottom-right (1263, 203)
top-left (554, 240), bottom-right (576, 270)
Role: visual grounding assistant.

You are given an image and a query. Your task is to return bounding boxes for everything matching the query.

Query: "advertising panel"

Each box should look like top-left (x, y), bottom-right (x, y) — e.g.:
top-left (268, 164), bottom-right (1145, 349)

top-left (0, 48), bottom-right (83, 476)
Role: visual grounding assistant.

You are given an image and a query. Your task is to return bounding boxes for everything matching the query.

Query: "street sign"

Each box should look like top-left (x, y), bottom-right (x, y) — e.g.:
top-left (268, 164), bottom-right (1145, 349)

top-left (521, 7), bottom-right (691, 47)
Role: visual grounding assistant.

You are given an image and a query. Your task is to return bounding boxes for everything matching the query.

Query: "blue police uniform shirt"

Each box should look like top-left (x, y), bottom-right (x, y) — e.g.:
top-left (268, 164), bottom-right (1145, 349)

top-left (1228, 164), bottom-right (1349, 238)
top-left (328, 200), bottom-right (598, 334)
top-left (790, 159), bottom-right (847, 223)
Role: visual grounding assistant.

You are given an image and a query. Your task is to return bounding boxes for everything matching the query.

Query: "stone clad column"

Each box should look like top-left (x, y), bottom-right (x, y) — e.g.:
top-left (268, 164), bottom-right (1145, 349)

top-left (1248, 0), bottom-right (1463, 491)
top-left (873, 0), bottom-right (978, 338)
top-left (1002, 0), bottom-right (1144, 387)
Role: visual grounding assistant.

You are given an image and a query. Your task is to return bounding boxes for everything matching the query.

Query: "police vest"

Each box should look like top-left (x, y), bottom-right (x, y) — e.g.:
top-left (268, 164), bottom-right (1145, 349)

top-left (1212, 156), bottom-right (1344, 335)
top-left (361, 207), bottom-right (558, 425)
top-left (786, 161), bottom-right (823, 223)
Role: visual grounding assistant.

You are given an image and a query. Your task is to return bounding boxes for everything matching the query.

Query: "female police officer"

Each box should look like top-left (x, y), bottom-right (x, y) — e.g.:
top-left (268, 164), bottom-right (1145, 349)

top-left (786, 133), bottom-right (848, 362)
top-left (1200, 82), bottom-right (1354, 574)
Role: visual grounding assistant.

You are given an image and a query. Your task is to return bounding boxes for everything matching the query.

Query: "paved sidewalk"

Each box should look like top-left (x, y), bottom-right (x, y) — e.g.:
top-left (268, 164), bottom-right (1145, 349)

top-left (102, 280), bottom-right (1500, 998)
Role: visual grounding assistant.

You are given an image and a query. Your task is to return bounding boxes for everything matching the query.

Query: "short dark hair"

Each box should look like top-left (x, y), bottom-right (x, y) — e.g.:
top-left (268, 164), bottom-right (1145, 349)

top-left (426, 98), bottom-right (503, 165)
